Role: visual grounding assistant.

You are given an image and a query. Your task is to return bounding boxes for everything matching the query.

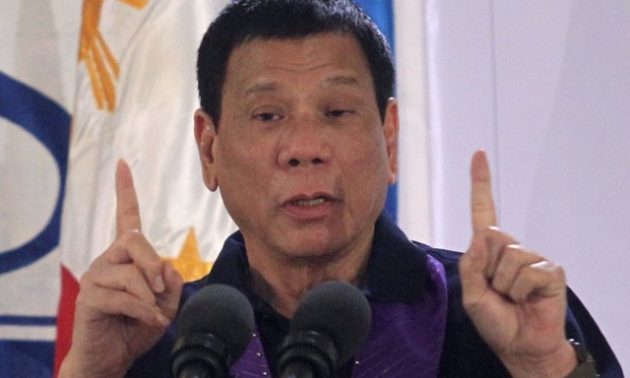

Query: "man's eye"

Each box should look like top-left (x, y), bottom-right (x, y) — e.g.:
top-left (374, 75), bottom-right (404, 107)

top-left (254, 113), bottom-right (282, 122)
top-left (327, 109), bottom-right (355, 118)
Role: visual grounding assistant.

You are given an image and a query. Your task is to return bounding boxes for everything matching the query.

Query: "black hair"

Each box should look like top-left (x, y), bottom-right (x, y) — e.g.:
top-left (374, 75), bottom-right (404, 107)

top-left (197, 0), bottom-right (395, 125)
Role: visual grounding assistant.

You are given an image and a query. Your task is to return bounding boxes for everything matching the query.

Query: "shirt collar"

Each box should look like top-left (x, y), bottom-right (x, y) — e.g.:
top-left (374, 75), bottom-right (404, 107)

top-left (364, 212), bottom-right (428, 302)
top-left (201, 212), bottom-right (429, 303)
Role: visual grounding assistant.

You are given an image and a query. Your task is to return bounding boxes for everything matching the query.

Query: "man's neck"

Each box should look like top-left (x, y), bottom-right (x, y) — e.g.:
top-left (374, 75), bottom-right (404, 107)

top-left (246, 238), bottom-right (372, 318)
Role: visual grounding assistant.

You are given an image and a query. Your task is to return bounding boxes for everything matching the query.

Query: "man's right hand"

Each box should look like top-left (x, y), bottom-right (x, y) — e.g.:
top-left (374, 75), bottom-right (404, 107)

top-left (59, 160), bottom-right (183, 378)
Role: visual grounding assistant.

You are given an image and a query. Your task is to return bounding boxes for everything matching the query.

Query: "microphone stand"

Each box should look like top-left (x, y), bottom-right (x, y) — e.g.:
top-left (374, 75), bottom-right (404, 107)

top-left (277, 330), bottom-right (338, 378)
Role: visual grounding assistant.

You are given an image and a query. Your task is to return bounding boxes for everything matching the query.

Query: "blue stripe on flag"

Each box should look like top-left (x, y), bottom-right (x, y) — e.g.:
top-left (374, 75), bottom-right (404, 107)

top-left (0, 340), bottom-right (54, 378)
top-left (354, 0), bottom-right (398, 222)
top-left (0, 316), bottom-right (57, 326)
top-left (0, 70), bottom-right (70, 273)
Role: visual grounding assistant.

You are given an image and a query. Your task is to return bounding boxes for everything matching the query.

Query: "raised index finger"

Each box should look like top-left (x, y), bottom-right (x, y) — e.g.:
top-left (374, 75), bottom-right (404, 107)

top-left (470, 150), bottom-right (497, 234)
top-left (116, 159), bottom-right (142, 236)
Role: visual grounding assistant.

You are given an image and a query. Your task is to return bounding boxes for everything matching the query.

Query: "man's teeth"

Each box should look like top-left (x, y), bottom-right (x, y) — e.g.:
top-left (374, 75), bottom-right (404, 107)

top-left (295, 198), bottom-right (326, 207)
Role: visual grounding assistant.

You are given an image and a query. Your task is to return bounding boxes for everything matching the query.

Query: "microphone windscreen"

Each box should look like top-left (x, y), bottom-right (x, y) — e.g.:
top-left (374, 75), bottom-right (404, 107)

top-left (176, 284), bottom-right (255, 359)
top-left (290, 281), bottom-right (371, 364)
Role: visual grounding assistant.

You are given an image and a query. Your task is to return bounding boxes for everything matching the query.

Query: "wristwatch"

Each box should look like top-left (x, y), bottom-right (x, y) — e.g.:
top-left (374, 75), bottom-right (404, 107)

top-left (566, 339), bottom-right (599, 378)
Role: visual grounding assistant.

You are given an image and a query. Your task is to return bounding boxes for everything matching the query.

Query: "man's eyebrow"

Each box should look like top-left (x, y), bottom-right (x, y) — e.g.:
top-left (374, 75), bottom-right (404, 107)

top-left (324, 75), bottom-right (361, 87)
top-left (243, 75), bottom-right (361, 96)
top-left (244, 82), bottom-right (279, 97)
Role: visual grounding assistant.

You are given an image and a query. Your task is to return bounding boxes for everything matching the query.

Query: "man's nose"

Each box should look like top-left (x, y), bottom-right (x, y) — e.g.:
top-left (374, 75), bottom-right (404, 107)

top-left (277, 115), bottom-right (332, 169)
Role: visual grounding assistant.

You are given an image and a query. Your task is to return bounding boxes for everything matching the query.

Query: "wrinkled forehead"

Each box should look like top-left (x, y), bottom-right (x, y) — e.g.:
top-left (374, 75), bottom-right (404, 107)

top-left (223, 33), bottom-right (374, 96)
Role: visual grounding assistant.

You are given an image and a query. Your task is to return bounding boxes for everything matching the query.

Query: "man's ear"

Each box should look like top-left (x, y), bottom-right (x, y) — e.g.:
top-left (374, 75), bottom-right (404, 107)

top-left (383, 98), bottom-right (399, 184)
top-left (194, 109), bottom-right (219, 191)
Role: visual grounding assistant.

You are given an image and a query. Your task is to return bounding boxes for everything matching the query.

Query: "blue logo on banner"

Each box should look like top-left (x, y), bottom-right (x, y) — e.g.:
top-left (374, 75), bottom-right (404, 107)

top-left (0, 71), bottom-right (70, 273)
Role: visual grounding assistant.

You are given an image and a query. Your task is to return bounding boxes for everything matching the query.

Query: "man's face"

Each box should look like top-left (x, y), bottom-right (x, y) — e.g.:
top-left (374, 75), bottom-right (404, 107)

top-left (196, 32), bottom-right (398, 262)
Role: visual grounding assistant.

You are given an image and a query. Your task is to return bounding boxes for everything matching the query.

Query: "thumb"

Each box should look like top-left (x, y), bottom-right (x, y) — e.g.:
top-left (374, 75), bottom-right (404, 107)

top-left (157, 261), bottom-right (183, 320)
top-left (459, 234), bottom-right (490, 309)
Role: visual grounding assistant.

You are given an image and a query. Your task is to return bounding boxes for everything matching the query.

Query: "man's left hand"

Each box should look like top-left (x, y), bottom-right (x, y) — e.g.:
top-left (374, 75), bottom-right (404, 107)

top-left (459, 150), bottom-right (578, 377)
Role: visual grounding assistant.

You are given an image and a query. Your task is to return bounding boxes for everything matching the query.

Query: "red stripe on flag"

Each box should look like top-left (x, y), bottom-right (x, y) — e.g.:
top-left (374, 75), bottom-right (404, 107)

top-left (54, 264), bottom-right (79, 377)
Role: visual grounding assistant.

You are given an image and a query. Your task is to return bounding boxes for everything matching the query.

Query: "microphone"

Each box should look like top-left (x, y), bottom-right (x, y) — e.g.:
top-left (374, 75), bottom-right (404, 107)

top-left (170, 284), bottom-right (255, 378)
top-left (277, 281), bottom-right (371, 378)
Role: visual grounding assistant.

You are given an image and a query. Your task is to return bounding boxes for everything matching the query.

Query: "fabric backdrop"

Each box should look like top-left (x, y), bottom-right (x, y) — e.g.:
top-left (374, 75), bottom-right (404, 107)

top-left (4, 0), bottom-right (627, 376)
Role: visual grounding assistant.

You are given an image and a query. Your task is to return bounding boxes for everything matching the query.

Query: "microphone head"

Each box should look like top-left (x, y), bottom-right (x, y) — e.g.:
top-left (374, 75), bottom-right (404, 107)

top-left (176, 284), bottom-right (255, 360)
top-left (291, 281), bottom-right (371, 364)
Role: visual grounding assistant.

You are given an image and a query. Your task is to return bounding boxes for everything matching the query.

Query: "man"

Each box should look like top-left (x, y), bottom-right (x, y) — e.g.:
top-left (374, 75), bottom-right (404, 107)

top-left (59, 0), bottom-right (621, 377)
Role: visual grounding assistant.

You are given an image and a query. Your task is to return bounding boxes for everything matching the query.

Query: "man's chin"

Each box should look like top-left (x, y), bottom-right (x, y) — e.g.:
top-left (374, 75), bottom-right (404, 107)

top-left (276, 241), bottom-right (344, 264)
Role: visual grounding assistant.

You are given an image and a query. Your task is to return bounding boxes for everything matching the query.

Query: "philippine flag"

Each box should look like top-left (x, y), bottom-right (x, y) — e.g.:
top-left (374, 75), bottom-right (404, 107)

top-left (54, 0), bottom-right (237, 375)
